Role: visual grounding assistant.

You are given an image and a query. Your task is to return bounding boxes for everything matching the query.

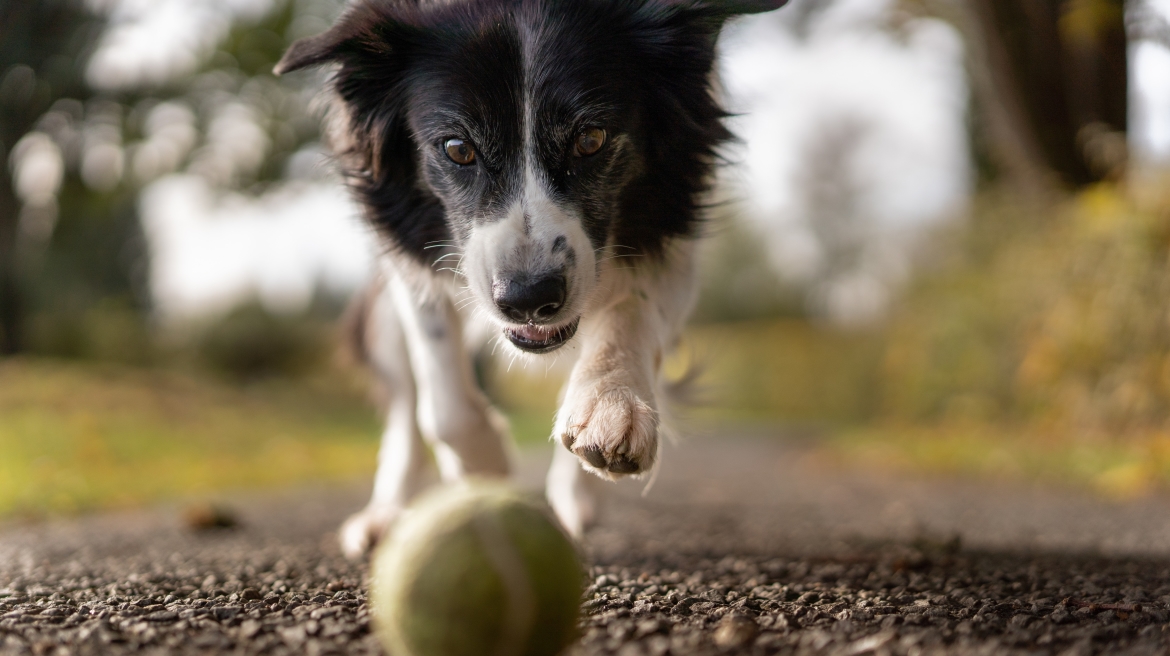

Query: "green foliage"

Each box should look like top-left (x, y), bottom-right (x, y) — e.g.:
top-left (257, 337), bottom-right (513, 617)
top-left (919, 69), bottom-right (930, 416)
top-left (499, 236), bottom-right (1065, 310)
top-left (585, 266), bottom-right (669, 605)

top-left (168, 0), bottom-right (339, 190)
top-left (682, 320), bottom-right (881, 424)
top-left (25, 300), bottom-right (155, 365)
top-left (0, 1), bottom-right (102, 148)
top-left (3, 0), bottom-right (344, 358)
top-left (878, 180), bottom-right (1170, 437)
top-left (693, 218), bottom-right (806, 323)
top-left (195, 302), bottom-right (332, 382)
top-left (1, 0), bottom-right (109, 353)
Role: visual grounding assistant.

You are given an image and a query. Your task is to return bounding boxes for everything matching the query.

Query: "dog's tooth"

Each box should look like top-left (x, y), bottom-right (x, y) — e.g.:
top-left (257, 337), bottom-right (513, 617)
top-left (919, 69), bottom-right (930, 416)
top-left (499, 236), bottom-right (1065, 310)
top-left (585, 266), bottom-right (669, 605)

top-left (616, 442), bottom-right (629, 455)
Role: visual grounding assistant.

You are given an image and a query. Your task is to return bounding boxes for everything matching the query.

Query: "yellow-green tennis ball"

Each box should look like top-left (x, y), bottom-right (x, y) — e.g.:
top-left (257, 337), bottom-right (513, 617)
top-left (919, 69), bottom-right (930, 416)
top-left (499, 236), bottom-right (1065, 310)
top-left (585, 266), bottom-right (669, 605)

top-left (371, 482), bottom-right (584, 656)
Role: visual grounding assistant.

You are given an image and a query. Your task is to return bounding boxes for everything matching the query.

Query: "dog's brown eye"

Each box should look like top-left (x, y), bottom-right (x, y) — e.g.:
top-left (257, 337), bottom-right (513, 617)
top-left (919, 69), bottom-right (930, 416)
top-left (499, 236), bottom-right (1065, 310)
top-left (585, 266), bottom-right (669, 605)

top-left (575, 128), bottom-right (606, 157)
top-left (444, 139), bottom-right (476, 165)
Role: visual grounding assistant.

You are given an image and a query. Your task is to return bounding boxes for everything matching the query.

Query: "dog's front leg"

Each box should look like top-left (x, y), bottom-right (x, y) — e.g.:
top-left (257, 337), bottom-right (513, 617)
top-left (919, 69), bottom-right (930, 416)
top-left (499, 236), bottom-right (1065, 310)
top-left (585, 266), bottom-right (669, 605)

top-left (552, 242), bottom-right (699, 490)
top-left (554, 294), bottom-right (661, 483)
top-left (388, 269), bottom-right (511, 482)
top-left (339, 279), bottom-right (432, 558)
top-left (339, 268), bottom-right (510, 558)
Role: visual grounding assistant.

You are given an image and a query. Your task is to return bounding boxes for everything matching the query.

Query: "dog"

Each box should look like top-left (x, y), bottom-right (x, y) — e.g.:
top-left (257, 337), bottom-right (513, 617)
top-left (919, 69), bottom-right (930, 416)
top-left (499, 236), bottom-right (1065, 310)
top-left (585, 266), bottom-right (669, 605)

top-left (275, 0), bottom-right (788, 557)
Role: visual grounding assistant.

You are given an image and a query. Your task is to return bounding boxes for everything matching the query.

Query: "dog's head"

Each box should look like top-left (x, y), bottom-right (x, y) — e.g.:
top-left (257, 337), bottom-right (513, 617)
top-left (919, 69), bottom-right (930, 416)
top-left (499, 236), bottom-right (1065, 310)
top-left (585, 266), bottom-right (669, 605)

top-left (277, 0), bottom-right (786, 353)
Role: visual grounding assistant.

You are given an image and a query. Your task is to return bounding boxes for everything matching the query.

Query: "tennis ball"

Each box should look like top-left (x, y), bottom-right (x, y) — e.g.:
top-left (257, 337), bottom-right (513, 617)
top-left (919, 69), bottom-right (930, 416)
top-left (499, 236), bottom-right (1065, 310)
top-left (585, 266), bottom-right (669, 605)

top-left (370, 481), bottom-right (584, 656)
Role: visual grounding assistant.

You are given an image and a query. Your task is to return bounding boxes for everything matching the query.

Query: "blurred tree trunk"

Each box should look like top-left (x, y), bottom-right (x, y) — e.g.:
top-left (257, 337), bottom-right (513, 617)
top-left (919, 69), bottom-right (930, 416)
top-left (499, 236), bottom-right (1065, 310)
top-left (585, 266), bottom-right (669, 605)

top-left (0, 0), bottom-right (31, 355)
top-left (0, 165), bottom-right (20, 354)
top-left (969, 0), bottom-right (1128, 187)
top-left (0, 0), bottom-right (105, 356)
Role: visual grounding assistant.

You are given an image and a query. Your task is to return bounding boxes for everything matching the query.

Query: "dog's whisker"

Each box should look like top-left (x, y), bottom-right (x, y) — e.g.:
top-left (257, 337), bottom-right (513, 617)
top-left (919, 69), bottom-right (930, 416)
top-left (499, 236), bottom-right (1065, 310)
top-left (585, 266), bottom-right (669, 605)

top-left (595, 254), bottom-right (644, 264)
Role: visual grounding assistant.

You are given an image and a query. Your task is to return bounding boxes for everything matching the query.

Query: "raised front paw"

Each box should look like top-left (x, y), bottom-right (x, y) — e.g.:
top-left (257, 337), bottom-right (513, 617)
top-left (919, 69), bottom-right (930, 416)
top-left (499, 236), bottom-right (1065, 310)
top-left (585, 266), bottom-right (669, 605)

top-left (555, 383), bottom-right (658, 479)
top-left (338, 503), bottom-right (402, 559)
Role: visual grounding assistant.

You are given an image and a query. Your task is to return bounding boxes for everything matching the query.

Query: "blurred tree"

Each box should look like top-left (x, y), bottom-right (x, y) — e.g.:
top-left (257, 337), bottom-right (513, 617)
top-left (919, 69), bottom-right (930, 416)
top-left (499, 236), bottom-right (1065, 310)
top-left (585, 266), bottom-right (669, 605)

top-left (779, 0), bottom-right (839, 40)
top-left (898, 0), bottom-right (1130, 191)
top-left (0, 0), bottom-right (338, 360)
top-left (693, 217), bottom-right (806, 323)
top-left (971, 0), bottom-right (1128, 186)
top-left (797, 116), bottom-right (897, 325)
top-left (0, 0), bottom-right (106, 354)
top-left (1129, 0), bottom-right (1170, 47)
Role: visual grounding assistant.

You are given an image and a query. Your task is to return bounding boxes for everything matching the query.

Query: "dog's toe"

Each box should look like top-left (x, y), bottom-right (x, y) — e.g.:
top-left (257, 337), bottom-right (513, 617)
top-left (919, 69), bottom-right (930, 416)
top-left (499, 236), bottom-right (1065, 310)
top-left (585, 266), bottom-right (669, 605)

top-left (559, 383), bottom-right (658, 479)
top-left (339, 504), bottom-right (400, 559)
top-left (607, 454), bottom-right (640, 474)
top-left (579, 445), bottom-right (607, 469)
top-left (573, 444), bottom-right (641, 474)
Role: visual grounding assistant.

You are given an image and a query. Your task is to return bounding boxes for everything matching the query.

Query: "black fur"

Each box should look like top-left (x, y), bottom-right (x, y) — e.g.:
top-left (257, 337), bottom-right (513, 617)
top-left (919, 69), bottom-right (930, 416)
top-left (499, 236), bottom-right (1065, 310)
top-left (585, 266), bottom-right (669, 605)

top-left (277, 0), bottom-right (787, 268)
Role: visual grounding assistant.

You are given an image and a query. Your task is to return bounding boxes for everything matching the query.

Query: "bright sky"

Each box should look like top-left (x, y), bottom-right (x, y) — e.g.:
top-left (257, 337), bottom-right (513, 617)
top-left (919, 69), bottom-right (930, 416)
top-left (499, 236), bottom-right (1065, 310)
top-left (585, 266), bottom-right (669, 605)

top-left (140, 176), bottom-right (374, 321)
top-left (86, 0), bottom-right (1170, 321)
top-left (87, 0), bottom-right (277, 90)
top-left (719, 0), bottom-right (970, 284)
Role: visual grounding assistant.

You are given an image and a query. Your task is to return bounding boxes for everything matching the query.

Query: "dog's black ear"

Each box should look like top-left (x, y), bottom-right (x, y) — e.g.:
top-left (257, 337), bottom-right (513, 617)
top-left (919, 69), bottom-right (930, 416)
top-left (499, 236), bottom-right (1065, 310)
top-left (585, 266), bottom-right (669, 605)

top-left (661, 0), bottom-right (789, 31)
top-left (714, 0), bottom-right (790, 15)
top-left (274, 28), bottom-right (350, 76)
top-left (274, 3), bottom-right (408, 76)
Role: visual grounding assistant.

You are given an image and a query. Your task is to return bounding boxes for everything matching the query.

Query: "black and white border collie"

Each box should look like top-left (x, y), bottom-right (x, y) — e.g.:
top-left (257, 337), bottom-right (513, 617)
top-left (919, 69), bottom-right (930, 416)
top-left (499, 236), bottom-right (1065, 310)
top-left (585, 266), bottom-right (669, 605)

top-left (276, 0), bottom-right (788, 557)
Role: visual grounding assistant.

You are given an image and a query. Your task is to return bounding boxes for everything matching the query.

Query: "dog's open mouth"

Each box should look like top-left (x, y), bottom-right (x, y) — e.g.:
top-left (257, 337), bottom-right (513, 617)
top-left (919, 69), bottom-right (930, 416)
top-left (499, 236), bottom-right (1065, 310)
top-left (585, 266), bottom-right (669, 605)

top-left (505, 317), bottom-right (580, 354)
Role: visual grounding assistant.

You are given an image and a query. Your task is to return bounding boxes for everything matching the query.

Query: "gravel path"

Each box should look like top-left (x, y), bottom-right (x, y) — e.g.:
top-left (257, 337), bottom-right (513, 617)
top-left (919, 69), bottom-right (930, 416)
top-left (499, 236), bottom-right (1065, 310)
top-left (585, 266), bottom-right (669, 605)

top-left (4, 434), bottom-right (1170, 655)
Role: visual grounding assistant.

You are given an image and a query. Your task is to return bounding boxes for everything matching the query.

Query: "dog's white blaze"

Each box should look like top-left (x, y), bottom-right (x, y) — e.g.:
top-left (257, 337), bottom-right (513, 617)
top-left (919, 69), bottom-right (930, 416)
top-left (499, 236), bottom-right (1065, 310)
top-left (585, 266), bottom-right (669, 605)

top-left (462, 15), bottom-right (594, 331)
top-left (522, 164), bottom-right (598, 308)
top-left (461, 200), bottom-right (524, 307)
top-left (460, 152), bottom-right (598, 334)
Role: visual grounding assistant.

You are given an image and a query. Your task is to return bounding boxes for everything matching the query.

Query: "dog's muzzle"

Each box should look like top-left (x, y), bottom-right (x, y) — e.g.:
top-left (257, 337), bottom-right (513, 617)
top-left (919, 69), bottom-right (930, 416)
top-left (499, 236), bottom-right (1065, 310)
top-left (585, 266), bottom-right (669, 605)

top-left (505, 318), bottom-right (580, 353)
top-left (492, 270), bottom-right (579, 353)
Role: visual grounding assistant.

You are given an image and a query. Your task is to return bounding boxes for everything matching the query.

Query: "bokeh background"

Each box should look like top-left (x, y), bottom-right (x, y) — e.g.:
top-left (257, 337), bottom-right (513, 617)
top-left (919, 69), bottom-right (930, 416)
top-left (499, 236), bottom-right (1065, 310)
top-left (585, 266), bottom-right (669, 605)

top-left (2, 0), bottom-right (1169, 518)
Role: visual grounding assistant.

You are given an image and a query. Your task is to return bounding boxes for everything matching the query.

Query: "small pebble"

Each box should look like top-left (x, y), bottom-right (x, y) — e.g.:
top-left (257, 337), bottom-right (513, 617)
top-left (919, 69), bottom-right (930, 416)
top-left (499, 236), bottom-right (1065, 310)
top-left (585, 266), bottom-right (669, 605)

top-left (181, 503), bottom-right (239, 531)
top-left (713, 613), bottom-right (758, 648)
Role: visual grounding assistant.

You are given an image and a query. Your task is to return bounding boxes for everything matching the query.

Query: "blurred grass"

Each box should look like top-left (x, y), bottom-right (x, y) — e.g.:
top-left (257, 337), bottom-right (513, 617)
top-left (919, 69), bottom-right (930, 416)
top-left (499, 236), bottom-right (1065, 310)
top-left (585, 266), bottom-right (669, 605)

top-left (485, 217), bottom-right (879, 439)
top-left (828, 425), bottom-right (1170, 500)
top-left (11, 176), bottom-right (1170, 517)
top-left (677, 320), bottom-right (880, 424)
top-left (0, 358), bottom-right (382, 518)
top-left (487, 319), bottom-right (881, 442)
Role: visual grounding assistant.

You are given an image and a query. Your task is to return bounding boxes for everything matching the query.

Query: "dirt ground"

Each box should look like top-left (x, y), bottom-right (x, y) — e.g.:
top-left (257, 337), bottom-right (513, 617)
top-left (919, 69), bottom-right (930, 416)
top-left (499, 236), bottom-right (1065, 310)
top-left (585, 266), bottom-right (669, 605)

top-left (4, 433), bottom-right (1170, 655)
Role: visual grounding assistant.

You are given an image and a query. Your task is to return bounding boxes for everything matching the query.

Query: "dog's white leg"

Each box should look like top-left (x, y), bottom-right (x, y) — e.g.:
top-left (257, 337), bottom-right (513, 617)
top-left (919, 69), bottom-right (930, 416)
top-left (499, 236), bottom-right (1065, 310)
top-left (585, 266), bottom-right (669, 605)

top-left (552, 240), bottom-right (699, 487)
top-left (388, 269), bottom-right (511, 482)
top-left (339, 281), bottom-right (432, 558)
top-left (545, 443), bottom-right (598, 538)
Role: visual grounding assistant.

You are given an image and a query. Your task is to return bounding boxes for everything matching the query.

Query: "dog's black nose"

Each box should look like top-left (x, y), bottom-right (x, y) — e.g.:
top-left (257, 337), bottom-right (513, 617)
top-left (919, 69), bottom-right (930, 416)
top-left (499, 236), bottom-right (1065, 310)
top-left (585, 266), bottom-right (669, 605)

top-left (493, 273), bottom-right (566, 323)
